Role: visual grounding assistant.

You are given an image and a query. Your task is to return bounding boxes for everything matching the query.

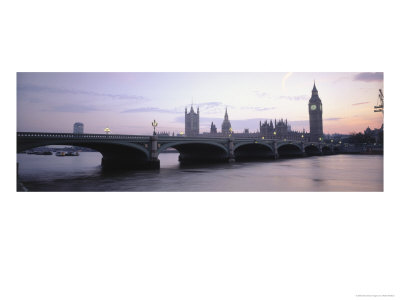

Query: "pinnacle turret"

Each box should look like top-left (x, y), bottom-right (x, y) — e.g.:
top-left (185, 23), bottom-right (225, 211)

top-left (312, 81), bottom-right (318, 93)
top-left (221, 107), bottom-right (232, 136)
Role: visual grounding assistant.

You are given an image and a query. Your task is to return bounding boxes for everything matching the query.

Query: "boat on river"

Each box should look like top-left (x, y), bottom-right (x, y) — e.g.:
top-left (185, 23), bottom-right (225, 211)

top-left (65, 151), bottom-right (79, 156)
top-left (56, 151), bottom-right (79, 156)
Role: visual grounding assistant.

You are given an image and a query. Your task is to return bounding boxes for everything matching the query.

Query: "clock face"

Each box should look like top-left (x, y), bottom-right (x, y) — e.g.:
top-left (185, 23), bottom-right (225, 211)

top-left (310, 104), bottom-right (317, 111)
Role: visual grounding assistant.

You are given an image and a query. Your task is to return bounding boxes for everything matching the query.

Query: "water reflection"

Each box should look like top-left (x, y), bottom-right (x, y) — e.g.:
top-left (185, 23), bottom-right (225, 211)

top-left (17, 152), bottom-right (383, 192)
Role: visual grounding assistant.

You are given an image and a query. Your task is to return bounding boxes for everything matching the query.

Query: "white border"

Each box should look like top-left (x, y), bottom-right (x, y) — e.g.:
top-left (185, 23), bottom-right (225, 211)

top-left (2, 1), bottom-right (399, 299)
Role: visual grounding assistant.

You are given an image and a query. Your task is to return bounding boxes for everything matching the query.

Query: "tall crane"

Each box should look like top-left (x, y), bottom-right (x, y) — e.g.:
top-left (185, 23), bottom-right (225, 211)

top-left (374, 89), bottom-right (384, 114)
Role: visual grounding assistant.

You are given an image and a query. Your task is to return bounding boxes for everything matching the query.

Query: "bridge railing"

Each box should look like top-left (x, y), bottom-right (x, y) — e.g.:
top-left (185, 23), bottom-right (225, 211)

top-left (17, 132), bottom-right (150, 140)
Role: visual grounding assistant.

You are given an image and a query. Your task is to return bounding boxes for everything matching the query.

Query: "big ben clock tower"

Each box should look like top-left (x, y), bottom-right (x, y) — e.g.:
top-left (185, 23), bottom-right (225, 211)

top-left (308, 81), bottom-right (323, 142)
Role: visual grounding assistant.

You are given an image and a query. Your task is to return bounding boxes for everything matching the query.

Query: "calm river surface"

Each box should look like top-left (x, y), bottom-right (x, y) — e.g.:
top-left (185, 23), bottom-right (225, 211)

top-left (17, 152), bottom-right (383, 192)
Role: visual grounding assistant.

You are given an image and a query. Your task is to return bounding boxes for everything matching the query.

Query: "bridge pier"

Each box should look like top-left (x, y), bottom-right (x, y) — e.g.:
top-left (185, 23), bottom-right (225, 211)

top-left (300, 141), bottom-right (307, 157)
top-left (273, 141), bottom-right (279, 159)
top-left (317, 143), bottom-right (323, 155)
top-left (228, 137), bottom-right (235, 163)
top-left (150, 135), bottom-right (158, 160)
top-left (330, 144), bottom-right (335, 154)
top-left (149, 135), bottom-right (161, 168)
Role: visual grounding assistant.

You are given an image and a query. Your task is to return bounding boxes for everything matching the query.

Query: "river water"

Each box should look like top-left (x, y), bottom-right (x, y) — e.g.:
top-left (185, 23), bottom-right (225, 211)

top-left (17, 152), bottom-right (383, 192)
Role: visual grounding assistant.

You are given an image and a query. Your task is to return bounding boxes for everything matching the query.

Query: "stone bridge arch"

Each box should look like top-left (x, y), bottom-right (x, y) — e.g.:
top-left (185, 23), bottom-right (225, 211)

top-left (304, 144), bottom-right (321, 156)
top-left (233, 142), bottom-right (274, 161)
top-left (158, 141), bottom-right (229, 163)
top-left (277, 143), bottom-right (303, 158)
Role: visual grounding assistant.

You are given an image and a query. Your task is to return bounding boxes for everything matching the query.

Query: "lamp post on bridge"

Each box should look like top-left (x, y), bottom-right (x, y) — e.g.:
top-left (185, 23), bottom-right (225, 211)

top-left (152, 120), bottom-right (158, 136)
top-left (150, 120), bottom-right (160, 168)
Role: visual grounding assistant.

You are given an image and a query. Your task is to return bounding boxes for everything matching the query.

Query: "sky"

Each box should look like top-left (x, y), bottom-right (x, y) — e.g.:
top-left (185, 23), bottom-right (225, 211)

top-left (17, 72), bottom-right (384, 135)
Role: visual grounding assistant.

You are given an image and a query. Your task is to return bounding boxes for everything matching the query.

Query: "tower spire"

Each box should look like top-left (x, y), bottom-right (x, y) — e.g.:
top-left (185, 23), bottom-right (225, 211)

top-left (312, 80), bottom-right (318, 94)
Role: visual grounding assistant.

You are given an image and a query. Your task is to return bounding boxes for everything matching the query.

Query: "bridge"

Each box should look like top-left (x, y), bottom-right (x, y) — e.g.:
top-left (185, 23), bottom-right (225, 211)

top-left (17, 132), bottom-right (341, 170)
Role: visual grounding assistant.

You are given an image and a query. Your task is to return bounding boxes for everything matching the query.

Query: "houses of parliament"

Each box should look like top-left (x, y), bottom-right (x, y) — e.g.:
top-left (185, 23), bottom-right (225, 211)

top-left (184, 82), bottom-right (324, 142)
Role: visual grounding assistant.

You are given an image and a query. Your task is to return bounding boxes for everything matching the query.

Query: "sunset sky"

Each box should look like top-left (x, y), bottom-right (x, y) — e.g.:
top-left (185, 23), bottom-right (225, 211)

top-left (17, 72), bottom-right (383, 135)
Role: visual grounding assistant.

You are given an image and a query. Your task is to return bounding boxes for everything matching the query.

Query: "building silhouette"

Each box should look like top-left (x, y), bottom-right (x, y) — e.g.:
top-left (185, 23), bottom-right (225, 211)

top-left (73, 122), bottom-right (84, 134)
top-left (260, 119), bottom-right (290, 138)
top-left (308, 81), bottom-right (323, 142)
top-left (260, 120), bottom-right (274, 137)
top-left (221, 108), bottom-right (232, 136)
top-left (275, 118), bottom-right (290, 137)
top-left (185, 105), bottom-right (199, 136)
top-left (157, 131), bottom-right (170, 136)
top-left (210, 122), bottom-right (217, 134)
top-left (259, 118), bottom-right (306, 140)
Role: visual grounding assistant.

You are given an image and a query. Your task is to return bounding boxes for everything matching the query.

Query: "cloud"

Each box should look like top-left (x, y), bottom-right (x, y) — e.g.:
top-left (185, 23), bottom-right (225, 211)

top-left (122, 107), bottom-right (180, 114)
top-left (17, 84), bottom-right (146, 101)
top-left (18, 97), bottom-right (43, 103)
top-left (241, 106), bottom-right (276, 111)
top-left (353, 72), bottom-right (383, 82)
top-left (197, 101), bottom-right (223, 108)
top-left (325, 117), bottom-right (344, 121)
top-left (187, 101), bottom-right (235, 114)
top-left (282, 72), bottom-right (293, 90)
top-left (43, 104), bottom-right (100, 113)
top-left (124, 102), bottom-right (228, 116)
top-left (254, 91), bottom-right (270, 98)
top-left (197, 101), bottom-right (225, 113)
top-left (352, 101), bottom-right (369, 106)
top-left (279, 94), bottom-right (308, 101)
top-left (333, 76), bottom-right (350, 84)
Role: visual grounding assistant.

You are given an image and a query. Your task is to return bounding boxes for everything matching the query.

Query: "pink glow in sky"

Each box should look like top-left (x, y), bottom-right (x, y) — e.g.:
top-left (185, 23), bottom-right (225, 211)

top-left (17, 72), bottom-right (383, 135)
